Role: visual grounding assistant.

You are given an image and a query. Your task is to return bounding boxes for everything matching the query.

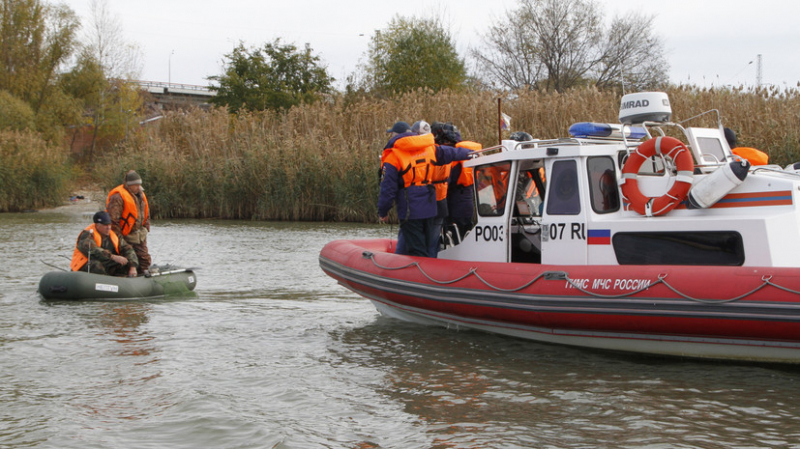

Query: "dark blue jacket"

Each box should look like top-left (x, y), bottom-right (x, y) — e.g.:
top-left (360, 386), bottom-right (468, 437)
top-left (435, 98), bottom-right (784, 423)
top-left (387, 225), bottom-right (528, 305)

top-left (447, 163), bottom-right (475, 219)
top-left (378, 138), bottom-right (472, 220)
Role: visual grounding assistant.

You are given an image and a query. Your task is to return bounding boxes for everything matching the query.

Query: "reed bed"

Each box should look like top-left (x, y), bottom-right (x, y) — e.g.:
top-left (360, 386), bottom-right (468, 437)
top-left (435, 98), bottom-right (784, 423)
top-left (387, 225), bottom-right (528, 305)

top-left (93, 86), bottom-right (800, 222)
top-left (0, 130), bottom-right (76, 212)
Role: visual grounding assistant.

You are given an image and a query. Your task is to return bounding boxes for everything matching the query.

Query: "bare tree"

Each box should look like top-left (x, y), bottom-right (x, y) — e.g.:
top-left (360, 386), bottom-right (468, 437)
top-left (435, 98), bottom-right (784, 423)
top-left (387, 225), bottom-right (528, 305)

top-left (531, 0), bottom-right (602, 92)
top-left (66, 0), bottom-right (144, 158)
top-left (470, 11), bottom-right (545, 90)
top-left (593, 12), bottom-right (668, 91)
top-left (81, 0), bottom-right (142, 80)
top-left (471, 0), bottom-right (668, 92)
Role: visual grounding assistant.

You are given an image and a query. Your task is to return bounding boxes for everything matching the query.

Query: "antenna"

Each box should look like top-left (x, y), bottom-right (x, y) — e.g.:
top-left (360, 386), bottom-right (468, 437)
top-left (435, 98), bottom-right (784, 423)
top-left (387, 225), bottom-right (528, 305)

top-left (87, 228), bottom-right (93, 272)
top-left (756, 54), bottom-right (763, 87)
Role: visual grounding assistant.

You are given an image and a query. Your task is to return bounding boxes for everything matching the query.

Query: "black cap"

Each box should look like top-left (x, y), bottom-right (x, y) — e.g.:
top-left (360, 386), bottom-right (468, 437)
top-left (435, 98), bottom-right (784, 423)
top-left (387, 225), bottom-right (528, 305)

top-left (93, 211), bottom-right (112, 224)
top-left (386, 121), bottom-right (411, 134)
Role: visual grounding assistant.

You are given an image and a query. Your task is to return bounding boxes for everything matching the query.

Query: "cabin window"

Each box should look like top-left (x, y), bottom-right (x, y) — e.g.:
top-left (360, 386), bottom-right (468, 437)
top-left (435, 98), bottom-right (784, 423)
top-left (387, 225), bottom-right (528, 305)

top-left (475, 162), bottom-right (512, 216)
top-left (514, 161), bottom-right (546, 217)
top-left (613, 231), bottom-right (745, 266)
top-left (546, 160), bottom-right (580, 215)
top-left (587, 156), bottom-right (620, 214)
top-left (697, 137), bottom-right (726, 163)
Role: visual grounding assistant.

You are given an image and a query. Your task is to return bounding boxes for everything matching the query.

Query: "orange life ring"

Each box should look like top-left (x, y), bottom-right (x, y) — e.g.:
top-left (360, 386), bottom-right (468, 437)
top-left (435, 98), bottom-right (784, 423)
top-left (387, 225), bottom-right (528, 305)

top-left (621, 136), bottom-right (694, 216)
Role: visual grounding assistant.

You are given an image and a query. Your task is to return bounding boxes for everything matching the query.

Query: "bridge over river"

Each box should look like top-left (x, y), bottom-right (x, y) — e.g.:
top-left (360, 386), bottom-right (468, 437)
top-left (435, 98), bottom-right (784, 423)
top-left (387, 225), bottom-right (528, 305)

top-left (134, 80), bottom-right (216, 108)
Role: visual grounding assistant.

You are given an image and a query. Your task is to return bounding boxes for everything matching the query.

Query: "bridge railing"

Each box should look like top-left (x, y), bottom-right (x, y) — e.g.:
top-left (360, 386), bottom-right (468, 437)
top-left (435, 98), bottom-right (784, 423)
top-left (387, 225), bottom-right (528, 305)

top-left (133, 80), bottom-right (215, 91)
top-left (132, 80), bottom-right (217, 98)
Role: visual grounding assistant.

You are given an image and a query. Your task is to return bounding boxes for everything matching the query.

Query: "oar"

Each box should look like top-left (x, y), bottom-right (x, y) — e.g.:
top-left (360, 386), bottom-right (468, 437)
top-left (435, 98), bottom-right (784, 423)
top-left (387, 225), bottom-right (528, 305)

top-left (145, 267), bottom-right (201, 278)
top-left (41, 260), bottom-right (67, 272)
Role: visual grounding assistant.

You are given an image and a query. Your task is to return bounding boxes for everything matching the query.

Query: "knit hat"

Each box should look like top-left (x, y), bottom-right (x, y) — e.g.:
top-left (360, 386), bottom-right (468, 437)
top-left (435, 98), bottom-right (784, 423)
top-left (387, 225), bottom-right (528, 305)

top-left (93, 211), bottom-right (112, 225)
top-left (411, 120), bottom-right (431, 135)
top-left (125, 170), bottom-right (142, 185)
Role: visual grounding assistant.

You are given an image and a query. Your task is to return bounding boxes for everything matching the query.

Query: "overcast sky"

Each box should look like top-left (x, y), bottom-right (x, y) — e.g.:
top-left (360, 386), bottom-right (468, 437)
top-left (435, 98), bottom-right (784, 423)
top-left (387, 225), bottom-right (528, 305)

top-left (60, 0), bottom-right (799, 91)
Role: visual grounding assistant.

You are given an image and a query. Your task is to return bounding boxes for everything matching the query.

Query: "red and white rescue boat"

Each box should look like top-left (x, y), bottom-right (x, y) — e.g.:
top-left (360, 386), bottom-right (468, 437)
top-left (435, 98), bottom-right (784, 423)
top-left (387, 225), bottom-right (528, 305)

top-left (320, 92), bottom-right (800, 364)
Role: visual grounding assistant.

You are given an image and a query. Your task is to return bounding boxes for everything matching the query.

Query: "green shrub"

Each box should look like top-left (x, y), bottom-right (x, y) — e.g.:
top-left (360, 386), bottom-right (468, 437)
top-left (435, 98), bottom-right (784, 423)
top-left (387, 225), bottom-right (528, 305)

top-left (0, 90), bottom-right (36, 132)
top-left (0, 130), bottom-right (76, 211)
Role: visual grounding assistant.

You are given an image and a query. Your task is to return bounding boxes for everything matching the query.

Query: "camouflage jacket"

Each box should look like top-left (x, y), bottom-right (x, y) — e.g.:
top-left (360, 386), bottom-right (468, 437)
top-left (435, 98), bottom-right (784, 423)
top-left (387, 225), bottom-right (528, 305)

top-left (75, 229), bottom-right (139, 276)
top-left (107, 189), bottom-right (150, 242)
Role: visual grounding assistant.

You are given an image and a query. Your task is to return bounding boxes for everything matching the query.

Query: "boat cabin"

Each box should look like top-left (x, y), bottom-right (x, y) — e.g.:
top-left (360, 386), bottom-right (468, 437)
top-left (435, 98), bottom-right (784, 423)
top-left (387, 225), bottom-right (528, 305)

top-left (438, 92), bottom-right (800, 268)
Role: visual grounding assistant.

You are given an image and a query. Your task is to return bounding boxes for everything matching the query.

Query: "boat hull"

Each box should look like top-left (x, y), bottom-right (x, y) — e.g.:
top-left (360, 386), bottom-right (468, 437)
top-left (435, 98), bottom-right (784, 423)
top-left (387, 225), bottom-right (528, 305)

top-left (320, 238), bottom-right (800, 364)
top-left (38, 267), bottom-right (197, 300)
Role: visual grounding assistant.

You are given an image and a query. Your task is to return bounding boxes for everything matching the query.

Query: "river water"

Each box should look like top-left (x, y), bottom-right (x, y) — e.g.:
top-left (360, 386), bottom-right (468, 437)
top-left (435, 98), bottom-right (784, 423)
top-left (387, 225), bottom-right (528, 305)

top-left (2, 208), bottom-right (800, 449)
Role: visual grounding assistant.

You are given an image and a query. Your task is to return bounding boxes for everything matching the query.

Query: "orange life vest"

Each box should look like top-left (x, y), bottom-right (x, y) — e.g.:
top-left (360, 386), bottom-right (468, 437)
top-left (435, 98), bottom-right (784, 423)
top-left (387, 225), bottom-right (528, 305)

top-left (431, 164), bottom-right (452, 201)
top-left (70, 224), bottom-right (121, 271)
top-left (524, 167), bottom-right (547, 198)
top-left (478, 165), bottom-right (510, 205)
top-left (107, 185), bottom-right (149, 237)
top-left (385, 134), bottom-right (438, 188)
top-left (453, 141), bottom-right (482, 187)
top-left (732, 147), bottom-right (769, 166)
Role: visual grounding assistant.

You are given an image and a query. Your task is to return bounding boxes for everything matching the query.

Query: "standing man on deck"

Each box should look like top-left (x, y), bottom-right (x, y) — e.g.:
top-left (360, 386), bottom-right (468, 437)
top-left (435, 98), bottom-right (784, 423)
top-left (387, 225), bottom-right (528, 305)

top-left (444, 124), bottom-right (482, 242)
top-left (107, 170), bottom-right (151, 275)
top-left (378, 120), bottom-right (474, 257)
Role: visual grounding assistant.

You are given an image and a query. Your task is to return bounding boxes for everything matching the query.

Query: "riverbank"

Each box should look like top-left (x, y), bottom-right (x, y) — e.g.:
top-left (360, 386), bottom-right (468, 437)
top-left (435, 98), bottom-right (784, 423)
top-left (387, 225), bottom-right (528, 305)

top-left (6, 86), bottom-right (800, 220)
top-left (40, 185), bottom-right (105, 217)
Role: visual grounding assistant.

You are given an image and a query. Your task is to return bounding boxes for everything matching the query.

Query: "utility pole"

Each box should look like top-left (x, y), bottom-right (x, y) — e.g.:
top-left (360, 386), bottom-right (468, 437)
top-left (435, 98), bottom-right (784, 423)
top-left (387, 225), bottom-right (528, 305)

top-left (756, 54), bottom-right (763, 88)
top-left (169, 50), bottom-right (175, 85)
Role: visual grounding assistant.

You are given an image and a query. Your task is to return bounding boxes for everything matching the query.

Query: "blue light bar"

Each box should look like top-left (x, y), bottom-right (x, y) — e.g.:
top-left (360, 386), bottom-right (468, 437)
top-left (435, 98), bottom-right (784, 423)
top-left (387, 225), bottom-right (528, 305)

top-left (569, 122), bottom-right (646, 140)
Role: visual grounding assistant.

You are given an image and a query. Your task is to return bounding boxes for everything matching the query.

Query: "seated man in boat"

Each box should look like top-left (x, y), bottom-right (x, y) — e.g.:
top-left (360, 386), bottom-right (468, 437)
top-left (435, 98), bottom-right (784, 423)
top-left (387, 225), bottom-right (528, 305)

top-left (378, 120), bottom-right (474, 257)
top-left (70, 211), bottom-right (139, 277)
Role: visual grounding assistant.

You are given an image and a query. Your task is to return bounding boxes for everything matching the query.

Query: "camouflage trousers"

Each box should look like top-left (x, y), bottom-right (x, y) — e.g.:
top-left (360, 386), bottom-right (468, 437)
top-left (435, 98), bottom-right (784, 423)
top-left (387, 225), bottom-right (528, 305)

top-left (132, 240), bottom-right (151, 274)
top-left (80, 260), bottom-right (129, 277)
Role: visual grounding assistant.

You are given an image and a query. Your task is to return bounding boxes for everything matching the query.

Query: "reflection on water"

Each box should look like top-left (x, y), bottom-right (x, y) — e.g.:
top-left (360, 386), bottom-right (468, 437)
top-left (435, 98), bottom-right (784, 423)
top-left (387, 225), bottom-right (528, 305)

top-left (334, 318), bottom-right (800, 448)
top-left (94, 303), bottom-right (154, 357)
top-left (1, 212), bottom-right (800, 448)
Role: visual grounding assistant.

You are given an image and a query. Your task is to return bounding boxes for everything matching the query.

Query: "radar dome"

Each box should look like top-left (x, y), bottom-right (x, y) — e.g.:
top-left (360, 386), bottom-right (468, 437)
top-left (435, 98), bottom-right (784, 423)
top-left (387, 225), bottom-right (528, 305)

top-left (619, 92), bottom-right (671, 124)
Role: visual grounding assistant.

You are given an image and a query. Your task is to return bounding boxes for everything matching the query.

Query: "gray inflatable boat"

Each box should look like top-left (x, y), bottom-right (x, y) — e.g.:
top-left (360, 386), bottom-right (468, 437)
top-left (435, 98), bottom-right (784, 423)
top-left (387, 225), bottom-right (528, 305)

top-left (38, 265), bottom-right (197, 300)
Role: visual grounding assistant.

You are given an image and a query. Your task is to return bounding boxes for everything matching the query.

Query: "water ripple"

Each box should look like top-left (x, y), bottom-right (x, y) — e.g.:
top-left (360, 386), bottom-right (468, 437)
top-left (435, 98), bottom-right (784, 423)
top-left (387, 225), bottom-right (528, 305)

top-left (3, 217), bottom-right (800, 448)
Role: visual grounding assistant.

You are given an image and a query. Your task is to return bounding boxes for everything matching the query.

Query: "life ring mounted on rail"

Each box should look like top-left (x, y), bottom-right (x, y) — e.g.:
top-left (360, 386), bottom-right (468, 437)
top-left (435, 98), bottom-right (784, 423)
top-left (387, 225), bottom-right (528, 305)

top-left (621, 136), bottom-right (694, 217)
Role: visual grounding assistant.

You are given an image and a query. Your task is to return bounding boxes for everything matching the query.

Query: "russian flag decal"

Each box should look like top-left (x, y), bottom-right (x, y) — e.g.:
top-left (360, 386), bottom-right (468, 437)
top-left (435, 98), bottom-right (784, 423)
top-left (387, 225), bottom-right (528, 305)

top-left (587, 229), bottom-right (611, 245)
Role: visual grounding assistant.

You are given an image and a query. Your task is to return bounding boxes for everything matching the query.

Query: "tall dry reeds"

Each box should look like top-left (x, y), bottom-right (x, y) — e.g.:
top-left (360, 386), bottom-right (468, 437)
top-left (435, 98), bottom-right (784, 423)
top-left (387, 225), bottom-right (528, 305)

top-left (0, 130), bottom-right (76, 212)
top-left (93, 86), bottom-right (800, 222)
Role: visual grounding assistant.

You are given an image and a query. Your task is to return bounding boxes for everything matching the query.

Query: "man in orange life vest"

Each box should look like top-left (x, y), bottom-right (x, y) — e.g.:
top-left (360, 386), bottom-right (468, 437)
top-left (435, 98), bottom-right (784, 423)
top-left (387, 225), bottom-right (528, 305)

top-left (433, 122), bottom-right (482, 244)
top-left (378, 120), bottom-right (474, 257)
top-left (429, 121), bottom-right (453, 256)
top-left (724, 127), bottom-right (769, 165)
top-left (107, 170), bottom-right (151, 275)
top-left (70, 211), bottom-right (139, 276)
top-left (380, 121), bottom-right (413, 255)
